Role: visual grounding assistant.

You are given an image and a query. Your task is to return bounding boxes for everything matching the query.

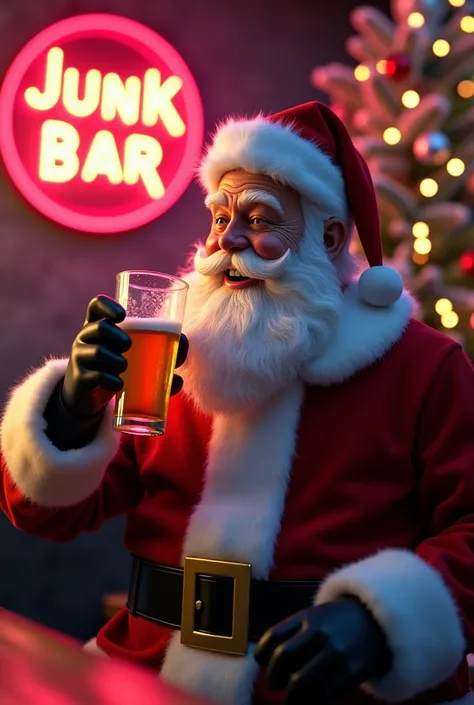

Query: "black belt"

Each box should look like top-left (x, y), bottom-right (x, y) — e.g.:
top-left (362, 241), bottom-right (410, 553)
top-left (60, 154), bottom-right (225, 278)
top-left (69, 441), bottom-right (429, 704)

top-left (127, 555), bottom-right (321, 656)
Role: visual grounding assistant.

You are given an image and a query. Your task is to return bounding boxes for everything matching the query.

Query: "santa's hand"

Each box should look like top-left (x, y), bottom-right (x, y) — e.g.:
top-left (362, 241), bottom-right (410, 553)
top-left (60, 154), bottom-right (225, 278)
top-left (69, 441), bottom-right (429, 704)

top-left (254, 600), bottom-right (392, 705)
top-left (60, 295), bottom-right (188, 418)
top-left (61, 295), bottom-right (131, 417)
top-left (44, 297), bottom-right (188, 450)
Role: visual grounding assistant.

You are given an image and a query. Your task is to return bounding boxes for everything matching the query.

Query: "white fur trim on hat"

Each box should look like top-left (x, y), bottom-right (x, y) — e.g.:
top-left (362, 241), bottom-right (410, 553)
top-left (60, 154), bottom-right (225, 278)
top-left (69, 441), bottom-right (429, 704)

top-left (199, 116), bottom-right (347, 219)
top-left (315, 549), bottom-right (465, 702)
top-left (0, 358), bottom-right (120, 507)
top-left (359, 265), bottom-right (404, 307)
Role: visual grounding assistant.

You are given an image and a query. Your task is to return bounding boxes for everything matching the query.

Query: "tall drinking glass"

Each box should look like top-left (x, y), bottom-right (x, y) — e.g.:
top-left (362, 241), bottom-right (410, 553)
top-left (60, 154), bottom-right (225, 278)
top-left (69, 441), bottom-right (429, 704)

top-left (113, 271), bottom-right (188, 436)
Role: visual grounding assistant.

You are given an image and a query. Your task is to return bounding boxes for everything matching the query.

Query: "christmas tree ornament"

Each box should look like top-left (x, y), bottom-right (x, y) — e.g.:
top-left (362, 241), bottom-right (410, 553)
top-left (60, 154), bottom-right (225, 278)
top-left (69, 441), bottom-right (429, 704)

top-left (460, 251), bottom-right (474, 277)
top-left (413, 131), bottom-right (451, 165)
top-left (331, 103), bottom-right (349, 122)
top-left (384, 53), bottom-right (411, 81)
top-left (466, 172), bottom-right (474, 200)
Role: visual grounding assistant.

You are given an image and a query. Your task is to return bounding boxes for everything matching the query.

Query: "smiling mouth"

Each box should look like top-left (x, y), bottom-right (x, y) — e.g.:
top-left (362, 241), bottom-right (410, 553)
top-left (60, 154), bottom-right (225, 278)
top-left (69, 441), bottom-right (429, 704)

top-left (224, 269), bottom-right (258, 289)
top-left (225, 268), bottom-right (250, 283)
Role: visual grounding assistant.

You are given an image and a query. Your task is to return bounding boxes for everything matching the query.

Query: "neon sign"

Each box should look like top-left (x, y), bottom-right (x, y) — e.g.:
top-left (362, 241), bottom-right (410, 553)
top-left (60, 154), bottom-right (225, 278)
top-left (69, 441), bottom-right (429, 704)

top-left (0, 15), bottom-right (204, 233)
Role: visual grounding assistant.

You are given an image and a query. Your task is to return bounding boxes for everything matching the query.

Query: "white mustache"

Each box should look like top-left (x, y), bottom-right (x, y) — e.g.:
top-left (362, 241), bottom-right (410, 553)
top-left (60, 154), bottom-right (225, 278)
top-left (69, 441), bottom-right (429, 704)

top-left (194, 247), bottom-right (291, 280)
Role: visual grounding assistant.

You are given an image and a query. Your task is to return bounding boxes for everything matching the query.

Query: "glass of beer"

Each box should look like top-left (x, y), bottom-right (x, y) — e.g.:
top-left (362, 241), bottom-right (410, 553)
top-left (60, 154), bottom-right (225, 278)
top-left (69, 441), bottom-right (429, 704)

top-left (113, 271), bottom-right (188, 436)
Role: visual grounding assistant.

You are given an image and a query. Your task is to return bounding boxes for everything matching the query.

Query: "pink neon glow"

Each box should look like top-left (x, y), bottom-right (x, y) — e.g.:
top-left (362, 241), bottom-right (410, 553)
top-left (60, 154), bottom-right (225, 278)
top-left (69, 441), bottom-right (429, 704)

top-left (0, 14), bottom-right (204, 234)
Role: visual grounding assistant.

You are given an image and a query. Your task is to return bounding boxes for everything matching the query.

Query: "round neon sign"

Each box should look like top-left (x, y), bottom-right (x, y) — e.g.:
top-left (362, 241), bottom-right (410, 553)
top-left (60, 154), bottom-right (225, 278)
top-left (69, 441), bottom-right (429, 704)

top-left (0, 15), bottom-right (204, 233)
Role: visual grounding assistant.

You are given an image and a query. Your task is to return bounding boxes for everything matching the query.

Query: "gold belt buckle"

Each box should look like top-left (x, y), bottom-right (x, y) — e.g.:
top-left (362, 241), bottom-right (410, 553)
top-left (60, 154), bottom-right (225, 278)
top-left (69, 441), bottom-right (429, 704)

top-left (181, 556), bottom-right (251, 656)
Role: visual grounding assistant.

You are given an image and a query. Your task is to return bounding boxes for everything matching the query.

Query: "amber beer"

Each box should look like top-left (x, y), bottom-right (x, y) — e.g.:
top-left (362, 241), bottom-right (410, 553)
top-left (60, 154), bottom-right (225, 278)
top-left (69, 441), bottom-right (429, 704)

top-left (113, 318), bottom-right (181, 435)
top-left (112, 270), bottom-right (188, 436)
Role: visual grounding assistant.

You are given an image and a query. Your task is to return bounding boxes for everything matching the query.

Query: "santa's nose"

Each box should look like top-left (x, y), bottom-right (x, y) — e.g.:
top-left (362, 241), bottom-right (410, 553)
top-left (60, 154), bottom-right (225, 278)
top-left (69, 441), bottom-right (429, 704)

top-left (218, 228), bottom-right (249, 253)
top-left (206, 229), bottom-right (250, 255)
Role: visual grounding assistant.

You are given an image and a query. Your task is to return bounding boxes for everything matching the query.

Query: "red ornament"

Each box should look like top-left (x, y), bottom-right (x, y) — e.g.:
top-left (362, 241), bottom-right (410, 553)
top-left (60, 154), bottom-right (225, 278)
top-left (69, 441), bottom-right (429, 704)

top-left (385, 54), bottom-right (411, 82)
top-left (331, 103), bottom-right (347, 121)
top-left (460, 251), bottom-right (474, 278)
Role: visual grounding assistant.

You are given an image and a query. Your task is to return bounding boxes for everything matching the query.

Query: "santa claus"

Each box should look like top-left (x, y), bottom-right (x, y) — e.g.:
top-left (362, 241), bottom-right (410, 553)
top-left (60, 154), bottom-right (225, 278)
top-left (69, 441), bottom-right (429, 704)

top-left (1, 102), bottom-right (474, 705)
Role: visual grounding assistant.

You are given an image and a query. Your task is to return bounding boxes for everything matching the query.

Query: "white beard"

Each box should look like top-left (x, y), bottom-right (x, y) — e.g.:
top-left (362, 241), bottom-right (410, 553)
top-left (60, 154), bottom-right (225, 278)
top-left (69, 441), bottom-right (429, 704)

top-left (179, 216), bottom-right (344, 414)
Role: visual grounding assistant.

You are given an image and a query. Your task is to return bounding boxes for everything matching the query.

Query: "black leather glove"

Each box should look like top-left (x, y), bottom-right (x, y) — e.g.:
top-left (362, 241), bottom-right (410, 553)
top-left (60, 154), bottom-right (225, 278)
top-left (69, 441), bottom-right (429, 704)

top-left (45, 294), bottom-right (189, 450)
top-left (254, 599), bottom-right (393, 705)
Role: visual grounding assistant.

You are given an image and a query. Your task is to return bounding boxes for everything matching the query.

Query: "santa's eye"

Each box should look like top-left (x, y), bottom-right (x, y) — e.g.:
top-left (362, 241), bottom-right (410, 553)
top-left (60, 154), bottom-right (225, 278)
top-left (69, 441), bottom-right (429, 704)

top-left (215, 216), bottom-right (228, 225)
top-left (249, 216), bottom-right (267, 225)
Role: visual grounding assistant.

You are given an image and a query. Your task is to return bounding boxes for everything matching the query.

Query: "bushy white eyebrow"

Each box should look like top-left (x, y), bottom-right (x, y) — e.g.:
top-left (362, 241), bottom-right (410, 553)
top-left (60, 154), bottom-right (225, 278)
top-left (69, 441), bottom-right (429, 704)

top-left (204, 189), bottom-right (284, 216)
top-left (237, 189), bottom-right (284, 215)
top-left (204, 191), bottom-right (228, 209)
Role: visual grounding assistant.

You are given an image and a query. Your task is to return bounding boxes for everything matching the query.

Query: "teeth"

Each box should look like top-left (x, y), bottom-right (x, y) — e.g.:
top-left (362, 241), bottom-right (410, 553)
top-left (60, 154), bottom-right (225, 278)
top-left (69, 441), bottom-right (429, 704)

top-left (228, 269), bottom-right (242, 278)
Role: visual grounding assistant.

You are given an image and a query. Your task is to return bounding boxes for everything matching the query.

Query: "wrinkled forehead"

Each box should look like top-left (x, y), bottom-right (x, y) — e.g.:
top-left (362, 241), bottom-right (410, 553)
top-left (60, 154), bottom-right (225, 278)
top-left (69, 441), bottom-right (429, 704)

top-left (204, 188), bottom-right (284, 215)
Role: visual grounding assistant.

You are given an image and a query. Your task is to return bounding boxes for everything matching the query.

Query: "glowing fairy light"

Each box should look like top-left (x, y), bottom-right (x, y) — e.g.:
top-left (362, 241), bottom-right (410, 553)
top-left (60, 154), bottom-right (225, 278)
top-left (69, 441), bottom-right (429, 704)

top-left (435, 298), bottom-right (453, 315)
top-left (402, 90), bottom-right (420, 108)
top-left (412, 221), bottom-right (429, 238)
top-left (460, 16), bottom-right (474, 33)
top-left (441, 311), bottom-right (459, 328)
top-left (432, 39), bottom-right (450, 57)
top-left (457, 80), bottom-right (474, 98)
top-left (354, 65), bottom-right (371, 81)
top-left (419, 178), bottom-right (438, 197)
top-left (408, 12), bottom-right (425, 27)
top-left (383, 127), bottom-right (401, 145)
top-left (413, 238), bottom-right (432, 255)
top-left (446, 158), bottom-right (465, 176)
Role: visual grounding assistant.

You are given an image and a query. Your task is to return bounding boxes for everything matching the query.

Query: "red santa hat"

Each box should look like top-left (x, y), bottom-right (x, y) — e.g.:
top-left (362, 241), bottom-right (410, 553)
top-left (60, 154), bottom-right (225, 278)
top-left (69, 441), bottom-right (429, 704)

top-left (199, 101), bottom-right (403, 307)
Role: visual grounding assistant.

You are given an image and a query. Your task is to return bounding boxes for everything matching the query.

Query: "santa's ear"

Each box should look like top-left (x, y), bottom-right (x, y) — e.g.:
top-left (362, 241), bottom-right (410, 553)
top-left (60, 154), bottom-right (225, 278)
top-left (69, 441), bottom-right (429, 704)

top-left (323, 218), bottom-right (348, 260)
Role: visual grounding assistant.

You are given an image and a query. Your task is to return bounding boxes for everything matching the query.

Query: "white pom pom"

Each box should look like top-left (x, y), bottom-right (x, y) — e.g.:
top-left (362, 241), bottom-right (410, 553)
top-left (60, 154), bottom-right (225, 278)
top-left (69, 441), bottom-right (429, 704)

top-left (358, 265), bottom-right (403, 307)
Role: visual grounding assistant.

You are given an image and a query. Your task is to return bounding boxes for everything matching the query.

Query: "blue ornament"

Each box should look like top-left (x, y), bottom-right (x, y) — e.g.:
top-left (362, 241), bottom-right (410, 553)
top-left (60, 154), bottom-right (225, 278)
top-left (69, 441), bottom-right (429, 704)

top-left (413, 131), bottom-right (451, 165)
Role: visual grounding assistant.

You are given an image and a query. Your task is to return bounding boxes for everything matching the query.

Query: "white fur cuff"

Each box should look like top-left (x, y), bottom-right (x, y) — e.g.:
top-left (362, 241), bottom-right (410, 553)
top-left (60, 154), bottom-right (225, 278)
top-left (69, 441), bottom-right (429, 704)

top-left (0, 359), bottom-right (120, 507)
top-left (315, 549), bottom-right (465, 702)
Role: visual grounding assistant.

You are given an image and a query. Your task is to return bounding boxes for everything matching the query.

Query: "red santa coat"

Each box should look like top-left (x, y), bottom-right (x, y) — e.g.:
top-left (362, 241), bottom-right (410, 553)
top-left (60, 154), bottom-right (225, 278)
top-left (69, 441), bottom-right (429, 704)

top-left (1, 286), bottom-right (474, 705)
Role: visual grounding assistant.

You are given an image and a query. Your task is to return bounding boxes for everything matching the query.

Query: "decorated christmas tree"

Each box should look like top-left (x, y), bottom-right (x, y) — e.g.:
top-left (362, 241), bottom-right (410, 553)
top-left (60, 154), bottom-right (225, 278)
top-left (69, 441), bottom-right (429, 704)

top-left (312, 0), bottom-right (474, 358)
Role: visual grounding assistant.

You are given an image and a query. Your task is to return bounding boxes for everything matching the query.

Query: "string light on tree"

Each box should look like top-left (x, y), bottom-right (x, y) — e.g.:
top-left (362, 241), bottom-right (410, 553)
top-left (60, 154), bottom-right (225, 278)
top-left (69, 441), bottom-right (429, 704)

top-left (354, 65), bottom-right (371, 81)
top-left (413, 252), bottom-right (429, 265)
top-left (441, 311), bottom-right (459, 328)
top-left (435, 298), bottom-right (453, 315)
top-left (402, 90), bottom-right (420, 108)
top-left (460, 16), bottom-right (474, 33)
top-left (432, 39), bottom-right (450, 57)
top-left (408, 12), bottom-right (425, 27)
top-left (412, 221), bottom-right (430, 238)
top-left (413, 238), bottom-right (432, 255)
top-left (419, 178), bottom-right (439, 197)
top-left (470, 313), bottom-right (474, 330)
top-left (447, 158), bottom-right (465, 176)
top-left (457, 80), bottom-right (474, 98)
top-left (383, 127), bottom-right (401, 144)
top-left (449, 0), bottom-right (465, 6)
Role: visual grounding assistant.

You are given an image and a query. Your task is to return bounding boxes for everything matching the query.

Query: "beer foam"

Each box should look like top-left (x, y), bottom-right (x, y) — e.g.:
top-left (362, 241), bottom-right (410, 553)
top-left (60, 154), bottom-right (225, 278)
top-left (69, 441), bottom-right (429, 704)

top-left (120, 317), bottom-right (182, 335)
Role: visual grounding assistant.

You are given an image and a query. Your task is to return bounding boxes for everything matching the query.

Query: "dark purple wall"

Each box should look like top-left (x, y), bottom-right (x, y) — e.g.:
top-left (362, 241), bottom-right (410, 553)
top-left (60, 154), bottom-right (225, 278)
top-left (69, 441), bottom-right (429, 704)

top-left (0, 0), bottom-right (388, 638)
